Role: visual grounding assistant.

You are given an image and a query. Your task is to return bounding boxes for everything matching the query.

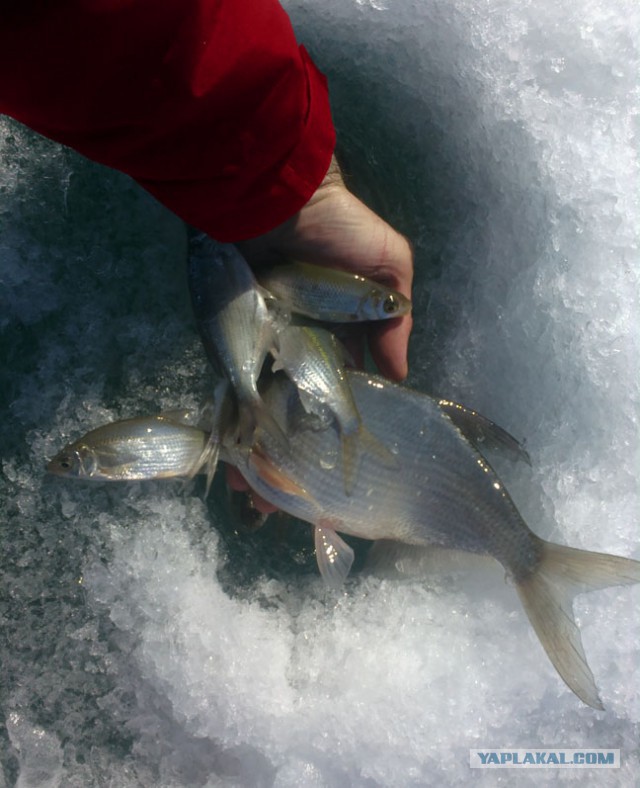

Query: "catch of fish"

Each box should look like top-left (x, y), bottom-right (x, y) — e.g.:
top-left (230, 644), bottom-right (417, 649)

top-left (48, 243), bottom-right (639, 710)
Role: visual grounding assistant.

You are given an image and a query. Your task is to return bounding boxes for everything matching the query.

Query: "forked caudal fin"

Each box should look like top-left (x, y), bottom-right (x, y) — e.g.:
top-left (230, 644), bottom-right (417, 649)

top-left (516, 539), bottom-right (640, 709)
top-left (239, 398), bottom-right (289, 453)
top-left (188, 432), bottom-right (220, 497)
top-left (183, 380), bottom-right (231, 496)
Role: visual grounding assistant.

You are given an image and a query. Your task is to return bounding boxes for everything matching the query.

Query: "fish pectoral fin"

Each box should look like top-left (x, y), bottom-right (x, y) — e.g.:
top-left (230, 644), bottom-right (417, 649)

top-left (516, 538), bottom-right (640, 709)
top-left (438, 400), bottom-right (531, 465)
top-left (97, 448), bottom-right (140, 469)
top-left (250, 446), bottom-right (315, 504)
top-left (314, 525), bottom-right (354, 588)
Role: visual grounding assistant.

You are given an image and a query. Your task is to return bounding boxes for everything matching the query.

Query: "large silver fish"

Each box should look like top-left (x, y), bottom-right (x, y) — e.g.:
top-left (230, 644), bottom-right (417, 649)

top-left (187, 243), bottom-right (286, 448)
top-left (257, 261), bottom-right (412, 322)
top-left (272, 324), bottom-right (396, 493)
top-left (223, 371), bottom-right (640, 709)
top-left (47, 413), bottom-right (209, 481)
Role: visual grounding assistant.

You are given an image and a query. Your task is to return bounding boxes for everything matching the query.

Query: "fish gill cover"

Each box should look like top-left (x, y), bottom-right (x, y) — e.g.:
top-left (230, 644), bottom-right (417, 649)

top-left (1, 0), bottom-right (638, 786)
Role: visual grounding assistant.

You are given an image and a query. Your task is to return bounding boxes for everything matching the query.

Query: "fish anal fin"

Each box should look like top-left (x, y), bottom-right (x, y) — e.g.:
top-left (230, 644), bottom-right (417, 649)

top-left (516, 539), bottom-right (640, 709)
top-left (438, 399), bottom-right (531, 465)
top-left (365, 540), bottom-right (494, 578)
top-left (314, 524), bottom-right (354, 588)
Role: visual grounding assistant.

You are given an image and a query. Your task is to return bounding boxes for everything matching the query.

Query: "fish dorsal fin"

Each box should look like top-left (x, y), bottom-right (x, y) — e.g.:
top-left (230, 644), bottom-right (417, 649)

top-left (314, 525), bottom-right (354, 588)
top-left (157, 409), bottom-right (199, 426)
top-left (438, 399), bottom-right (531, 465)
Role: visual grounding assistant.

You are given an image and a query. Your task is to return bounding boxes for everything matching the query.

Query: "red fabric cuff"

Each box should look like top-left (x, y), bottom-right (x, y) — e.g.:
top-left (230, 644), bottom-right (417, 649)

top-left (0, 0), bottom-right (337, 242)
top-left (138, 46), bottom-right (336, 242)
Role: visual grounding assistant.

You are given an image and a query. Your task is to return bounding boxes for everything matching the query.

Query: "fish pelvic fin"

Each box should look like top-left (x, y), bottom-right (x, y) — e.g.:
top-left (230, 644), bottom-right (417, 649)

top-left (340, 425), bottom-right (398, 496)
top-left (314, 525), bottom-right (355, 587)
top-left (516, 539), bottom-right (640, 710)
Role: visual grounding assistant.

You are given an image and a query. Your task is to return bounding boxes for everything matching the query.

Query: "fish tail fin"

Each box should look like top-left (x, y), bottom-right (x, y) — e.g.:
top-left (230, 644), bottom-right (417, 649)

top-left (239, 399), bottom-right (289, 452)
top-left (197, 434), bottom-right (221, 497)
top-left (340, 426), bottom-right (398, 496)
top-left (181, 431), bottom-right (220, 497)
top-left (515, 539), bottom-right (640, 709)
top-left (186, 380), bottom-right (231, 496)
top-left (361, 426), bottom-right (399, 470)
top-left (340, 432), bottom-right (358, 496)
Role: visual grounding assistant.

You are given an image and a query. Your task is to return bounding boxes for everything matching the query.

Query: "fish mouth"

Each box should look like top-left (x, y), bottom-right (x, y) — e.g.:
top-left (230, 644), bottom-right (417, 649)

top-left (46, 460), bottom-right (63, 475)
top-left (46, 454), bottom-right (74, 476)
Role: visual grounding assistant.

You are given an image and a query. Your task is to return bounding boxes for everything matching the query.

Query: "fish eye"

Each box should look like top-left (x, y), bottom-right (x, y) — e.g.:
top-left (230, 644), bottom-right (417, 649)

top-left (383, 295), bottom-right (399, 314)
top-left (58, 457), bottom-right (72, 470)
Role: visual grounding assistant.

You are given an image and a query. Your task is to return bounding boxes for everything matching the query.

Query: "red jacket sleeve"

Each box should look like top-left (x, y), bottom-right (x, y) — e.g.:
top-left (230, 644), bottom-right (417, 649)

top-left (0, 0), bottom-right (336, 241)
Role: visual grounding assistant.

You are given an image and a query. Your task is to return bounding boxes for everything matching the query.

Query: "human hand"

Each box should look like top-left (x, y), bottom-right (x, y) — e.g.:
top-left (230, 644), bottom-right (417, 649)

top-left (228, 156), bottom-right (414, 512)
top-left (237, 156), bottom-right (414, 380)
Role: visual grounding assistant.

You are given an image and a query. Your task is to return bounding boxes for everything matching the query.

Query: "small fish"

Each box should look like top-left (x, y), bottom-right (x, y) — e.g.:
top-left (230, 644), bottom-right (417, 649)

top-left (272, 324), bottom-right (396, 493)
top-left (224, 371), bottom-right (640, 709)
top-left (187, 242), bottom-right (287, 448)
top-left (257, 261), bottom-right (411, 322)
top-left (47, 413), bottom-right (210, 481)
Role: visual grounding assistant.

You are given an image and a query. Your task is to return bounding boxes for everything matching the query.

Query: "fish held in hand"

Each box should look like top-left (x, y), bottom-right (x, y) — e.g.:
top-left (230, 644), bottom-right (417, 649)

top-left (272, 324), bottom-right (396, 493)
top-left (225, 371), bottom-right (640, 709)
top-left (187, 242), bottom-right (287, 449)
top-left (47, 414), bottom-right (211, 481)
top-left (257, 260), bottom-right (411, 322)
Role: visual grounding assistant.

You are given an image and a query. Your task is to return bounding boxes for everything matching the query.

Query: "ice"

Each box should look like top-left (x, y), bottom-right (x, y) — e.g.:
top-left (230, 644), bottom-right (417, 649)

top-left (1, 0), bottom-right (639, 785)
top-left (5, 714), bottom-right (62, 788)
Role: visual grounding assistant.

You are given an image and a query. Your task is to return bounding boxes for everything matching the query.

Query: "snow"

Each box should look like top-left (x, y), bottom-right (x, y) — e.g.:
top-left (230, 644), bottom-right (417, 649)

top-left (1, 1), bottom-right (638, 785)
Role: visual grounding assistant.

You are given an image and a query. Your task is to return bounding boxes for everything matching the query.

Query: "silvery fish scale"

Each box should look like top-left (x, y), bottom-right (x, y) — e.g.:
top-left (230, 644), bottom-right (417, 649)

top-left (226, 371), bottom-right (539, 580)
